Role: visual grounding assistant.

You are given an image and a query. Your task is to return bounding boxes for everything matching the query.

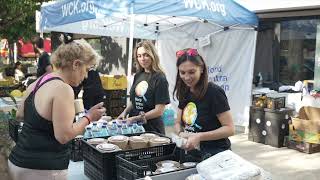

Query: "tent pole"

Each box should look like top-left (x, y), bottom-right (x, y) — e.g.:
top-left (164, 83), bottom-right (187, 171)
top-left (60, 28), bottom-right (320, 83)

top-left (127, 3), bottom-right (135, 96)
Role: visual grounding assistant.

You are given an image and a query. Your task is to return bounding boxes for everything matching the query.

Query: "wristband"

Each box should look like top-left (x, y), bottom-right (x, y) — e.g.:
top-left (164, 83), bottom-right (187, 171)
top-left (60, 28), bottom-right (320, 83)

top-left (83, 115), bottom-right (91, 124)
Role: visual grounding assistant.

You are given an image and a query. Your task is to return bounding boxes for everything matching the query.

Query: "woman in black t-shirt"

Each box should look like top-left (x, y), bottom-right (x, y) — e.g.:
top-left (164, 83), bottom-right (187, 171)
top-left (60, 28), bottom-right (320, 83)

top-left (173, 48), bottom-right (235, 158)
top-left (118, 41), bottom-right (170, 134)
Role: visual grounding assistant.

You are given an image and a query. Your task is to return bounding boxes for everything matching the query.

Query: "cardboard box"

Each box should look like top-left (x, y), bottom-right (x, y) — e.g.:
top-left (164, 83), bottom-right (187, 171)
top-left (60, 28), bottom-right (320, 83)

top-left (291, 117), bottom-right (320, 133)
top-left (289, 125), bottom-right (320, 144)
top-left (299, 106), bottom-right (320, 121)
top-left (100, 75), bottom-right (127, 90)
top-left (289, 105), bottom-right (320, 143)
top-left (285, 136), bottom-right (320, 154)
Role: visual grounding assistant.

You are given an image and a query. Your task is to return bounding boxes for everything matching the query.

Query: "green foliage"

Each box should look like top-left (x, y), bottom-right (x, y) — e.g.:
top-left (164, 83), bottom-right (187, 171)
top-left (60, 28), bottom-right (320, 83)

top-left (0, 0), bottom-right (50, 42)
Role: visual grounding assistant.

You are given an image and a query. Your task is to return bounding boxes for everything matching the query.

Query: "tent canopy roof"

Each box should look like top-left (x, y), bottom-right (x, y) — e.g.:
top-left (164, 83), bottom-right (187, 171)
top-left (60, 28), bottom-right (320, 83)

top-left (40, 0), bottom-right (258, 39)
top-left (235, 0), bottom-right (320, 13)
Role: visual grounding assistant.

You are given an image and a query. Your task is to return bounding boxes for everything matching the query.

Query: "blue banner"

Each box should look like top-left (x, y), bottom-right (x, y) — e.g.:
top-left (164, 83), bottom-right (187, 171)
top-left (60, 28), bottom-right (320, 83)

top-left (134, 0), bottom-right (257, 26)
top-left (41, 0), bottom-right (132, 29)
top-left (40, 0), bottom-right (258, 30)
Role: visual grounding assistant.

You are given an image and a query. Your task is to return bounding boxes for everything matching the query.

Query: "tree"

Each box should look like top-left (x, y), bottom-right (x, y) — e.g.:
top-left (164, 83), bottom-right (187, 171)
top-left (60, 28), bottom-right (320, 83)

top-left (0, 0), bottom-right (50, 42)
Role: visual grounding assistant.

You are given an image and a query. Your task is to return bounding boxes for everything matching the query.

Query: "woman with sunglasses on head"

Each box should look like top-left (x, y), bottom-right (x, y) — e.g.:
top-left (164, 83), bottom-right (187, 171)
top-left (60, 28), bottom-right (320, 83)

top-left (8, 34), bottom-right (106, 180)
top-left (173, 48), bottom-right (235, 159)
top-left (118, 41), bottom-right (170, 134)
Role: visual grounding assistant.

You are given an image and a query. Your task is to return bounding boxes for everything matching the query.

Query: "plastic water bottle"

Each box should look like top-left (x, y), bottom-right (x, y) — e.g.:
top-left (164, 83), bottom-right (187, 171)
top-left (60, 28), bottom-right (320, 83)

top-left (121, 121), bottom-right (130, 135)
top-left (137, 121), bottom-right (145, 133)
top-left (92, 122), bottom-right (99, 137)
top-left (100, 125), bottom-right (109, 137)
top-left (116, 124), bottom-right (122, 135)
top-left (102, 122), bottom-right (108, 134)
top-left (128, 124), bottom-right (133, 134)
top-left (108, 121), bottom-right (117, 136)
top-left (84, 127), bottom-right (93, 139)
top-left (131, 122), bottom-right (139, 134)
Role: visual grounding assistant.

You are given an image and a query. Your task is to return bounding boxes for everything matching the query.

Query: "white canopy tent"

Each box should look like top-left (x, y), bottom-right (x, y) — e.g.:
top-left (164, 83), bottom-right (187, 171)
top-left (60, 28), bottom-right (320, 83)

top-left (39, 0), bottom-right (258, 126)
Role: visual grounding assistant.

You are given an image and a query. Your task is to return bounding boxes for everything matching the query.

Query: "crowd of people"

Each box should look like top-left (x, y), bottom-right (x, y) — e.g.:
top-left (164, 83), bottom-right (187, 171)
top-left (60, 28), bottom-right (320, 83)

top-left (7, 35), bottom-right (235, 179)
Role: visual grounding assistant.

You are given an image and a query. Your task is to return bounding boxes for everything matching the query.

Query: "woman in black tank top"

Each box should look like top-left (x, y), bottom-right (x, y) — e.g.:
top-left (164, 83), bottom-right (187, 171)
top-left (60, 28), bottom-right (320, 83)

top-left (8, 34), bottom-right (106, 180)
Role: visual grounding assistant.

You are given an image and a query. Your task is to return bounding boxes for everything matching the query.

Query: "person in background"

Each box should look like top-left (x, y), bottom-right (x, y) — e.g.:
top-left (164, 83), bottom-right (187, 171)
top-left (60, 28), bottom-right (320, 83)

top-left (73, 69), bottom-right (105, 110)
top-left (32, 36), bottom-right (53, 77)
top-left (8, 35), bottom-right (106, 180)
top-left (14, 61), bottom-right (25, 81)
top-left (118, 41), bottom-right (170, 134)
top-left (173, 48), bottom-right (235, 159)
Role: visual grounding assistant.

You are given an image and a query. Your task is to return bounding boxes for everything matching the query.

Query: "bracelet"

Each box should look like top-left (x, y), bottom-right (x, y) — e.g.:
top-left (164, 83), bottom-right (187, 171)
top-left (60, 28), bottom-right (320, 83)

top-left (83, 115), bottom-right (91, 124)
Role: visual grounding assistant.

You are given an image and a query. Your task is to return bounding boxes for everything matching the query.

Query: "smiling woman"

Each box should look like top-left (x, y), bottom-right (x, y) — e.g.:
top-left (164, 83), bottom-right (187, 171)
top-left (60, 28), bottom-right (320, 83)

top-left (173, 48), bottom-right (235, 160)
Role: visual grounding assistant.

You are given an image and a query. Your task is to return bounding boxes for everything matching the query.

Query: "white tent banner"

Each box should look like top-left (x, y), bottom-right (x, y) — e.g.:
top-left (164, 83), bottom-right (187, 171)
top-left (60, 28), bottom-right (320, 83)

top-left (158, 29), bottom-right (257, 126)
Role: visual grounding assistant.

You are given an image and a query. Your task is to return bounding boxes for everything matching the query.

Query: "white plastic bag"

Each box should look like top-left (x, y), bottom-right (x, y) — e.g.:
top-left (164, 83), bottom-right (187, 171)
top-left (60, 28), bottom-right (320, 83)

top-left (196, 150), bottom-right (271, 180)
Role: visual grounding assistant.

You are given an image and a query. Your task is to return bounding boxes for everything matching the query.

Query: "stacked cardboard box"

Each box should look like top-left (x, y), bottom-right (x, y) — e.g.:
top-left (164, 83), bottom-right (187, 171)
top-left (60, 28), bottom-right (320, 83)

top-left (288, 98), bottom-right (320, 153)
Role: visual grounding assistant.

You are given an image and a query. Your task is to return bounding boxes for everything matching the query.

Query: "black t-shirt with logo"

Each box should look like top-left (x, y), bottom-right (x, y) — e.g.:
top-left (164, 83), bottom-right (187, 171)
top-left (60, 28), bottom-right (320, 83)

top-left (129, 71), bottom-right (170, 134)
top-left (178, 82), bottom-right (231, 155)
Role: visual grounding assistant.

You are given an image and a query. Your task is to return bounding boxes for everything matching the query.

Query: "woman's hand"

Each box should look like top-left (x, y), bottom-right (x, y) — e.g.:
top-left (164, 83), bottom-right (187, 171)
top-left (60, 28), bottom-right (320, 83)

top-left (86, 102), bottom-right (106, 122)
top-left (117, 109), bottom-right (127, 120)
top-left (184, 133), bottom-right (201, 151)
top-left (125, 115), bottom-right (141, 124)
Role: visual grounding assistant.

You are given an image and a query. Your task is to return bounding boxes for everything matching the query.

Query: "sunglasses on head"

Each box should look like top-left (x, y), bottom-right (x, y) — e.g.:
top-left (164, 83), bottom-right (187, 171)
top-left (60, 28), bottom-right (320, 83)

top-left (176, 48), bottom-right (199, 59)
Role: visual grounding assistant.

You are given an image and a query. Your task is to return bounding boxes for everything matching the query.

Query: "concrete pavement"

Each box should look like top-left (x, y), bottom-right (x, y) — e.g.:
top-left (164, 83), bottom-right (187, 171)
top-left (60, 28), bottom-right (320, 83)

top-left (230, 134), bottom-right (320, 180)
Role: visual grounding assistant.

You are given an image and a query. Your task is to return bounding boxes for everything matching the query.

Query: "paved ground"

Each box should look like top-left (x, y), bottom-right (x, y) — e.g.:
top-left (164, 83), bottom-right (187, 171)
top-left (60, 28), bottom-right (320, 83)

top-left (69, 133), bottom-right (320, 180)
top-left (230, 134), bottom-right (320, 180)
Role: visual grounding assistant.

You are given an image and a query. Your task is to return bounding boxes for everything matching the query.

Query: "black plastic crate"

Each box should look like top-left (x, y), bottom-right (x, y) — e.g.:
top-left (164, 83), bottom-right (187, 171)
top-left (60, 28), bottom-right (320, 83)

top-left (264, 108), bottom-right (293, 148)
top-left (104, 90), bottom-right (127, 99)
top-left (8, 119), bottom-right (23, 142)
top-left (108, 99), bottom-right (127, 108)
top-left (70, 136), bottom-right (83, 162)
top-left (84, 160), bottom-right (106, 180)
top-left (82, 132), bottom-right (174, 180)
top-left (103, 90), bottom-right (127, 118)
top-left (116, 147), bottom-right (200, 180)
top-left (266, 96), bottom-right (285, 110)
top-left (105, 106), bottom-right (126, 118)
top-left (251, 94), bottom-right (267, 108)
top-left (248, 106), bottom-right (266, 144)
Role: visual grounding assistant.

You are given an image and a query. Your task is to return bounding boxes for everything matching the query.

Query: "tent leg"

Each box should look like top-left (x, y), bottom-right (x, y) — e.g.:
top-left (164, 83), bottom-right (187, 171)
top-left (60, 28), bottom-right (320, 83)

top-left (127, 5), bottom-right (135, 98)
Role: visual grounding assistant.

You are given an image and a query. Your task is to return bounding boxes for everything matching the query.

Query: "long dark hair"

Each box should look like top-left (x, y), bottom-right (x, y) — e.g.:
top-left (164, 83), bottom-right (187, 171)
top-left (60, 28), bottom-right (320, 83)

top-left (173, 48), bottom-right (208, 101)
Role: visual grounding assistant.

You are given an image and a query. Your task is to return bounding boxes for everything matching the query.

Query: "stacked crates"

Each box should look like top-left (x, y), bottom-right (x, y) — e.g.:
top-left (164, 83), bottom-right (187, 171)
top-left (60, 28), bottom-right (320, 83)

top-left (264, 108), bottom-right (293, 147)
top-left (249, 107), bottom-right (293, 147)
top-left (82, 132), bottom-right (177, 180)
top-left (249, 95), bottom-right (294, 147)
top-left (104, 90), bottom-right (127, 118)
top-left (100, 75), bottom-right (127, 118)
top-left (248, 106), bottom-right (265, 144)
top-left (70, 136), bottom-right (83, 162)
